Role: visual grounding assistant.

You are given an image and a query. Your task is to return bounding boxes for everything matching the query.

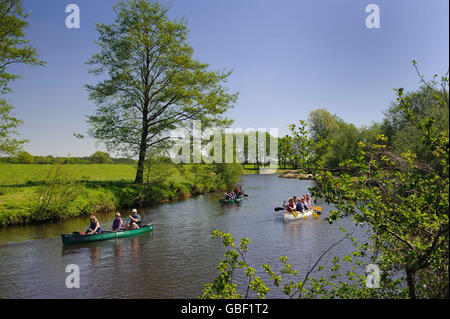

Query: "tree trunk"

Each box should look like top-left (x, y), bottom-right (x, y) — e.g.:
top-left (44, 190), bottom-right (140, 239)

top-left (134, 143), bottom-right (146, 184)
top-left (406, 267), bottom-right (416, 299)
top-left (135, 51), bottom-right (151, 184)
top-left (134, 109), bottom-right (149, 184)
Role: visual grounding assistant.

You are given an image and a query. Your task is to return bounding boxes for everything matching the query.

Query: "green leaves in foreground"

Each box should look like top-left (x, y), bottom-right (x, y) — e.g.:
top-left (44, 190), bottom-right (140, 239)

top-left (201, 230), bottom-right (268, 299)
top-left (202, 230), bottom-right (387, 299)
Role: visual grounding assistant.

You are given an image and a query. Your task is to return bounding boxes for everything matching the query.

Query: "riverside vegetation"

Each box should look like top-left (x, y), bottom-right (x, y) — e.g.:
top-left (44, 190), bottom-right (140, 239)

top-left (0, 159), bottom-right (243, 226)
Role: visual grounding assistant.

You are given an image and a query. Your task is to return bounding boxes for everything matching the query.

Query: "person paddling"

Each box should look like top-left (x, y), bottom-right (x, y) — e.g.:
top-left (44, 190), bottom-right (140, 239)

top-left (305, 193), bottom-right (312, 209)
top-left (284, 198), bottom-right (296, 213)
top-left (296, 197), bottom-right (305, 212)
top-left (86, 216), bottom-right (102, 235)
top-left (301, 197), bottom-right (310, 210)
top-left (234, 186), bottom-right (242, 198)
top-left (126, 209), bottom-right (141, 230)
top-left (229, 190), bottom-right (236, 199)
top-left (112, 213), bottom-right (124, 232)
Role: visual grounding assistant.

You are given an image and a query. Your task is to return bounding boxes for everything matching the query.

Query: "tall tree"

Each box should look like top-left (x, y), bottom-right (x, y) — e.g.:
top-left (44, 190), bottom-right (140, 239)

top-left (0, 99), bottom-right (25, 154)
top-left (382, 84), bottom-right (449, 167)
top-left (307, 108), bottom-right (339, 142)
top-left (0, 0), bottom-right (44, 155)
top-left (87, 0), bottom-right (237, 183)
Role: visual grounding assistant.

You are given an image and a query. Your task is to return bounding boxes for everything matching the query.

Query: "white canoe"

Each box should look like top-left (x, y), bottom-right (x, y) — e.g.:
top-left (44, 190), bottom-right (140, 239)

top-left (283, 209), bottom-right (314, 222)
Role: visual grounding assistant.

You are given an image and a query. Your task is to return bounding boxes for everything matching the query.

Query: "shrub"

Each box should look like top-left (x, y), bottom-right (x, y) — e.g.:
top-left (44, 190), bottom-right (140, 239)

top-left (30, 164), bottom-right (81, 222)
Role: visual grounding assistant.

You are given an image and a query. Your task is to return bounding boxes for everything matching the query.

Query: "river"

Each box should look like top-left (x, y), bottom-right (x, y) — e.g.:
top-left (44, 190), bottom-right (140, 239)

top-left (0, 174), bottom-right (369, 298)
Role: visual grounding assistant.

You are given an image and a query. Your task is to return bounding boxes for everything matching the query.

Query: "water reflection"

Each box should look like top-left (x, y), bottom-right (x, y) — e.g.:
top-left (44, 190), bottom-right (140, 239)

top-left (90, 246), bottom-right (101, 266)
top-left (115, 240), bottom-right (124, 257)
top-left (131, 238), bottom-right (139, 257)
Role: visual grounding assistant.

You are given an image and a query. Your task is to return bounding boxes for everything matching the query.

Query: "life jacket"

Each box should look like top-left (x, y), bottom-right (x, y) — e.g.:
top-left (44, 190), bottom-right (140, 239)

top-left (112, 218), bottom-right (123, 230)
top-left (90, 221), bottom-right (102, 233)
top-left (302, 202), bottom-right (309, 210)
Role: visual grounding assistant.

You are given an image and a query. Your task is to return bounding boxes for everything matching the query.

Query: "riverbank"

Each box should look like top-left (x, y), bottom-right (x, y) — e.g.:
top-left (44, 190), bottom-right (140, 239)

top-left (278, 170), bottom-right (315, 180)
top-left (0, 163), bottom-right (243, 227)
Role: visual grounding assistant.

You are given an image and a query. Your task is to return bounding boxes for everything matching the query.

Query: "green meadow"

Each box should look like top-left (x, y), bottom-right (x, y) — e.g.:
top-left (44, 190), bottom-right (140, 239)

top-left (0, 164), bottom-right (137, 186)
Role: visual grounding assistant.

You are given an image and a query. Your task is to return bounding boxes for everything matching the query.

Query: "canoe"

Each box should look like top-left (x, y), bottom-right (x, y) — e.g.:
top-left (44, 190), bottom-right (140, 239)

top-left (283, 209), bottom-right (314, 222)
top-left (219, 197), bottom-right (243, 204)
top-left (61, 224), bottom-right (154, 245)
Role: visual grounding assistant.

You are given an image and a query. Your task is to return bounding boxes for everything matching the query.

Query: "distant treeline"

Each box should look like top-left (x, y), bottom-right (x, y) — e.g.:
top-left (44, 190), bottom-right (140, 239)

top-left (0, 151), bottom-right (137, 165)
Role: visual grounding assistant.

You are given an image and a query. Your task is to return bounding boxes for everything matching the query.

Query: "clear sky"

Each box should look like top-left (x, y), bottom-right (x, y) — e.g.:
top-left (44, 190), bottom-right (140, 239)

top-left (5, 0), bottom-right (449, 157)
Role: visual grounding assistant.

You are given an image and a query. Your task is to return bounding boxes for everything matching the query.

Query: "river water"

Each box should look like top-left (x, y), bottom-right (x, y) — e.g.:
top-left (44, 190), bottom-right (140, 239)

top-left (0, 174), bottom-right (369, 298)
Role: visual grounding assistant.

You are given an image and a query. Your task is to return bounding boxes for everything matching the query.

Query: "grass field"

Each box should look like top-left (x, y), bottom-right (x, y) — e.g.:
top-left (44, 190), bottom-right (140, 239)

top-left (0, 164), bottom-right (137, 186)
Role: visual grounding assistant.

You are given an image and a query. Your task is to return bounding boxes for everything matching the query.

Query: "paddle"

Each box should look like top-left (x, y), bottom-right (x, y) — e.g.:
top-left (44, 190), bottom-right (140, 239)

top-left (312, 211), bottom-right (319, 219)
top-left (273, 206), bottom-right (298, 217)
top-left (313, 207), bottom-right (322, 215)
top-left (243, 193), bottom-right (248, 197)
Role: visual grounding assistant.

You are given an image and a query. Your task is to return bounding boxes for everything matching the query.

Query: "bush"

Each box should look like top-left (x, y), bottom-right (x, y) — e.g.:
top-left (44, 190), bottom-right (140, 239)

top-left (16, 151), bottom-right (34, 164)
top-left (30, 164), bottom-right (81, 222)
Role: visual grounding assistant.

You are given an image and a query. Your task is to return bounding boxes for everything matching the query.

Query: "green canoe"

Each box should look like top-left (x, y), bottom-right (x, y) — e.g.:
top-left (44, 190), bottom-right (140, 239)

top-left (219, 197), bottom-right (243, 204)
top-left (61, 224), bottom-right (154, 245)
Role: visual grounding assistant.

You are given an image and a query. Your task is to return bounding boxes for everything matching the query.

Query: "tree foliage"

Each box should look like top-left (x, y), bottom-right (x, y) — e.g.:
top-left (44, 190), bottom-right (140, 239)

top-left (0, 0), bottom-right (44, 92)
top-left (16, 150), bottom-right (33, 163)
top-left (0, 99), bottom-right (26, 155)
top-left (0, 0), bottom-right (44, 155)
top-left (307, 108), bottom-right (339, 143)
top-left (89, 151), bottom-right (113, 164)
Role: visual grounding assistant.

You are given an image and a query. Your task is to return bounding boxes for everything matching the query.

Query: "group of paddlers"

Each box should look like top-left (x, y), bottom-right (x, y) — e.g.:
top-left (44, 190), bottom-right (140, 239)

top-left (85, 209), bottom-right (142, 235)
top-left (283, 194), bottom-right (313, 213)
top-left (224, 184), bottom-right (245, 199)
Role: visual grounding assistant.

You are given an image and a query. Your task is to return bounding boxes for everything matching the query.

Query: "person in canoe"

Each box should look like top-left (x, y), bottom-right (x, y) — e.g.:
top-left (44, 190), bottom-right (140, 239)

top-left (283, 198), bottom-right (297, 213)
top-left (305, 193), bottom-right (313, 209)
top-left (126, 209), bottom-right (142, 230)
top-left (238, 184), bottom-right (245, 196)
top-left (224, 190), bottom-right (235, 200)
top-left (112, 212), bottom-right (124, 232)
top-left (233, 186), bottom-right (242, 198)
top-left (295, 197), bottom-right (305, 212)
top-left (86, 216), bottom-right (102, 235)
top-left (301, 197), bottom-right (310, 210)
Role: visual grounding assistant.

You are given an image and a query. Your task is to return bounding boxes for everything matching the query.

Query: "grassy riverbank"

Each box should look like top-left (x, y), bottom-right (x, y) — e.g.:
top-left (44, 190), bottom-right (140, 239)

top-left (0, 162), bottom-right (243, 227)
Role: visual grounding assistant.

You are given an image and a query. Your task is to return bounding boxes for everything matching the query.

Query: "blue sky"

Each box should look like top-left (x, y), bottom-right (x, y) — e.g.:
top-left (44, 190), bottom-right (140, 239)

top-left (5, 0), bottom-right (449, 156)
